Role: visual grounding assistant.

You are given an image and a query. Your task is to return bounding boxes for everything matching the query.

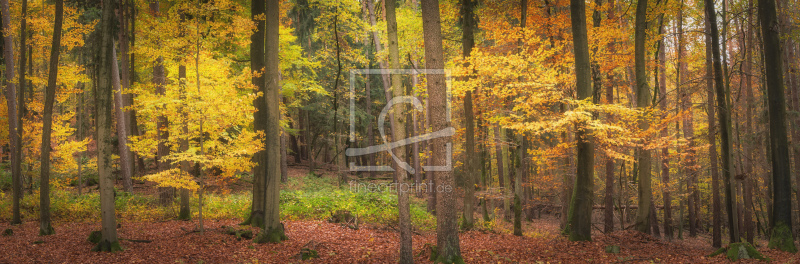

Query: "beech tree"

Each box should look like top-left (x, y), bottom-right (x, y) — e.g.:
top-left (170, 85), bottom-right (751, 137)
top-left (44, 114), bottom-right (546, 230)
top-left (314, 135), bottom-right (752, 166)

top-left (758, 0), bottom-right (797, 253)
top-left (93, 0), bottom-right (121, 252)
top-left (421, 0), bottom-right (462, 262)
top-left (565, 0), bottom-right (594, 242)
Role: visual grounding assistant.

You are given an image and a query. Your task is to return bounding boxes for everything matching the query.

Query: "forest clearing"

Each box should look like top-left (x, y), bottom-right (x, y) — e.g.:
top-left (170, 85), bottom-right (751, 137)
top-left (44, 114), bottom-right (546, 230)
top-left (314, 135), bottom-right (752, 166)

top-left (1, 0), bottom-right (800, 262)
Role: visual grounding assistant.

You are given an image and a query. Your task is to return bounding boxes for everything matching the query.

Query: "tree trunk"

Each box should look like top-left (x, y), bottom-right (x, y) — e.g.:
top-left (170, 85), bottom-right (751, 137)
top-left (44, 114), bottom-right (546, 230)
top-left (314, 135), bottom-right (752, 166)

top-left (244, 0), bottom-right (266, 228)
top-left (177, 11), bottom-right (191, 220)
top-left (634, 0), bottom-right (651, 234)
top-left (384, 0), bottom-right (412, 261)
top-left (742, 0), bottom-right (755, 244)
top-left (758, 0), bottom-right (797, 252)
top-left (703, 13), bottom-right (721, 247)
top-left (460, 0), bottom-right (477, 231)
top-left (1, 0), bottom-right (21, 225)
top-left (117, 0), bottom-right (133, 192)
top-left (17, 0), bottom-right (26, 206)
top-left (38, 0), bottom-right (63, 236)
top-left (656, 4), bottom-right (671, 240)
top-left (564, 0), bottom-right (594, 241)
top-left (151, 0), bottom-right (172, 205)
top-left (421, 0), bottom-right (462, 261)
top-left (253, 0), bottom-right (287, 243)
top-left (93, 0), bottom-right (121, 251)
top-left (706, 0), bottom-right (739, 243)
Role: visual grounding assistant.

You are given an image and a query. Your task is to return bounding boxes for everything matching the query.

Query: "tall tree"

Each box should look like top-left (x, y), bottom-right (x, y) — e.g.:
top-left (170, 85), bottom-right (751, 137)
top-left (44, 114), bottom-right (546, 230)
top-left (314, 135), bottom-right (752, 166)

top-left (38, 0), bottom-right (63, 236)
top-left (116, 0), bottom-right (133, 193)
top-left (565, 0), bottom-right (594, 241)
top-left (655, 0), bottom-right (671, 240)
top-left (245, 0), bottom-right (266, 228)
top-left (17, 0), bottom-right (26, 203)
top-left (421, 0), bottom-right (462, 262)
top-left (1, 0), bottom-right (21, 225)
top-left (703, 12), bottom-right (721, 246)
top-left (705, 0), bottom-right (739, 243)
top-left (151, 0), bottom-right (173, 205)
top-left (384, 0), bottom-right (412, 261)
top-left (603, 0), bottom-right (617, 234)
top-left (177, 11), bottom-right (191, 221)
top-left (513, 0), bottom-right (527, 236)
top-left (634, 0), bottom-right (652, 234)
top-left (253, 0), bottom-right (287, 243)
top-left (93, 0), bottom-right (121, 251)
top-left (460, 0), bottom-right (477, 231)
top-left (758, 0), bottom-right (797, 253)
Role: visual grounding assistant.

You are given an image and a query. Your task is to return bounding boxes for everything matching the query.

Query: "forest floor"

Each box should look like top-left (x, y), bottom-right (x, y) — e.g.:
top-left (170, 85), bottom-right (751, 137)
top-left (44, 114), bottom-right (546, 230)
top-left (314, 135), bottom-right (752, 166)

top-left (2, 218), bottom-right (798, 263)
top-left (2, 165), bottom-right (799, 263)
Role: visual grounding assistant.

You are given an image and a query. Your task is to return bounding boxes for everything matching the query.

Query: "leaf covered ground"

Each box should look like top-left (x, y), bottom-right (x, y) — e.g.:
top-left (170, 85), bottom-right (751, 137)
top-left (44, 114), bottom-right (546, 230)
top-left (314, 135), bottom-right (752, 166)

top-left (2, 218), bottom-right (798, 263)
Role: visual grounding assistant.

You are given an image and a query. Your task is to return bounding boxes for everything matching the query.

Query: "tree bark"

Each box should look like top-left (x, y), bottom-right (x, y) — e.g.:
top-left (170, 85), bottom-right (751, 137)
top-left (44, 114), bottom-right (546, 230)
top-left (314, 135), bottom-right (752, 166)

top-left (758, 0), bottom-right (797, 252)
top-left (656, 3), bottom-right (671, 240)
top-left (38, 0), bottom-right (63, 236)
top-left (705, 0), bottom-right (739, 243)
top-left (704, 13), bottom-right (721, 247)
top-left (1, 0), bottom-right (21, 225)
top-left (253, 0), bottom-right (287, 243)
top-left (460, 0), bottom-right (477, 231)
top-left (634, 0), bottom-right (652, 234)
top-left (565, 0), bottom-right (595, 241)
top-left (117, 0), bottom-right (133, 192)
top-left (421, 0), bottom-right (462, 261)
top-left (151, 0), bottom-right (173, 206)
top-left (384, 0), bottom-right (412, 261)
top-left (177, 11), bottom-right (191, 221)
top-left (93, 0), bottom-right (121, 251)
top-left (245, 0), bottom-right (266, 228)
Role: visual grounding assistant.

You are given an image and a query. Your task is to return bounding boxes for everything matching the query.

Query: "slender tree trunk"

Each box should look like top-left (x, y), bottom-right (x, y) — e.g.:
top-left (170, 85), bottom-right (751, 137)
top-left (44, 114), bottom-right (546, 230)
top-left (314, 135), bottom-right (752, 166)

top-left (177, 11), bottom-right (191, 220)
top-left (758, 0), bottom-right (797, 252)
top-left (742, 0), bottom-right (756, 243)
top-left (17, 0), bottom-right (26, 205)
top-left (38, 0), bottom-right (63, 236)
top-left (253, 0), bottom-right (287, 243)
top-left (601, 0), bottom-right (616, 235)
top-left (656, 5), bottom-right (672, 240)
top-left (384, 0), bottom-right (412, 260)
top-left (634, 0), bottom-right (652, 234)
top-left (93, 0), bottom-right (120, 251)
top-left (460, 0), bottom-right (477, 231)
top-left (245, 0), bottom-right (266, 228)
top-left (565, 0), bottom-right (594, 241)
top-left (151, 0), bottom-right (172, 205)
top-left (1, 0), bottom-right (21, 225)
top-left (706, 0), bottom-right (739, 243)
top-left (703, 13), bottom-right (722, 246)
top-left (117, 0), bottom-right (133, 192)
top-left (421, 0), bottom-right (462, 261)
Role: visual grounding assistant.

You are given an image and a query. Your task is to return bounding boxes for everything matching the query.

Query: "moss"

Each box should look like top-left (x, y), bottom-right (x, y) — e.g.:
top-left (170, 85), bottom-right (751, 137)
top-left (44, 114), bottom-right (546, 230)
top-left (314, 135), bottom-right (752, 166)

top-left (427, 244), bottom-right (438, 262)
top-left (253, 223), bottom-right (288, 244)
top-left (87, 230), bottom-right (103, 244)
top-left (605, 245), bottom-right (620, 254)
top-left (709, 242), bottom-right (769, 261)
top-left (768, 222), bottom-right (797, 253)
top-left (39, 222), bottom-right (55, 236)
top-left (178, 210), bottom-right (191, 221)
top-left (2, 229), bottom-right (12, 236)
top-left (708, 247), bottom-right (726, 257)
top-left (434, 255), bottom-right (466, 264)
top-left (91, 240), bottom-right (123, 252)
top-left (300, 248), bottom-right (318, 260)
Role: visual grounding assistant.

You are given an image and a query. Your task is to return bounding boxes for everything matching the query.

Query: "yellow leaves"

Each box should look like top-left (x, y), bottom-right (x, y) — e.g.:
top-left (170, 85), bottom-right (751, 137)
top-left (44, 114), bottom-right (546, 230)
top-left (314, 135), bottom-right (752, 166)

top-left (137, 168), bottom-right (200, 191)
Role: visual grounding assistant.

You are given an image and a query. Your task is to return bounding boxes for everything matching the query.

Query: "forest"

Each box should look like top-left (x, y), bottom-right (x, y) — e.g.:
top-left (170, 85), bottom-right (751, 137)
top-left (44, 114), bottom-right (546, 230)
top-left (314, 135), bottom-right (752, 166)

top-left (1, 0), bottom-right (800, 262)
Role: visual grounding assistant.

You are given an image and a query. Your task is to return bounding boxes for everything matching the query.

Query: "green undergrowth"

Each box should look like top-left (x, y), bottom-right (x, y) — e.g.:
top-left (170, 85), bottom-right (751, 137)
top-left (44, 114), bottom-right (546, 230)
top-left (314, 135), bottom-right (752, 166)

top-left (0, 173), bottom-right (436, 231)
